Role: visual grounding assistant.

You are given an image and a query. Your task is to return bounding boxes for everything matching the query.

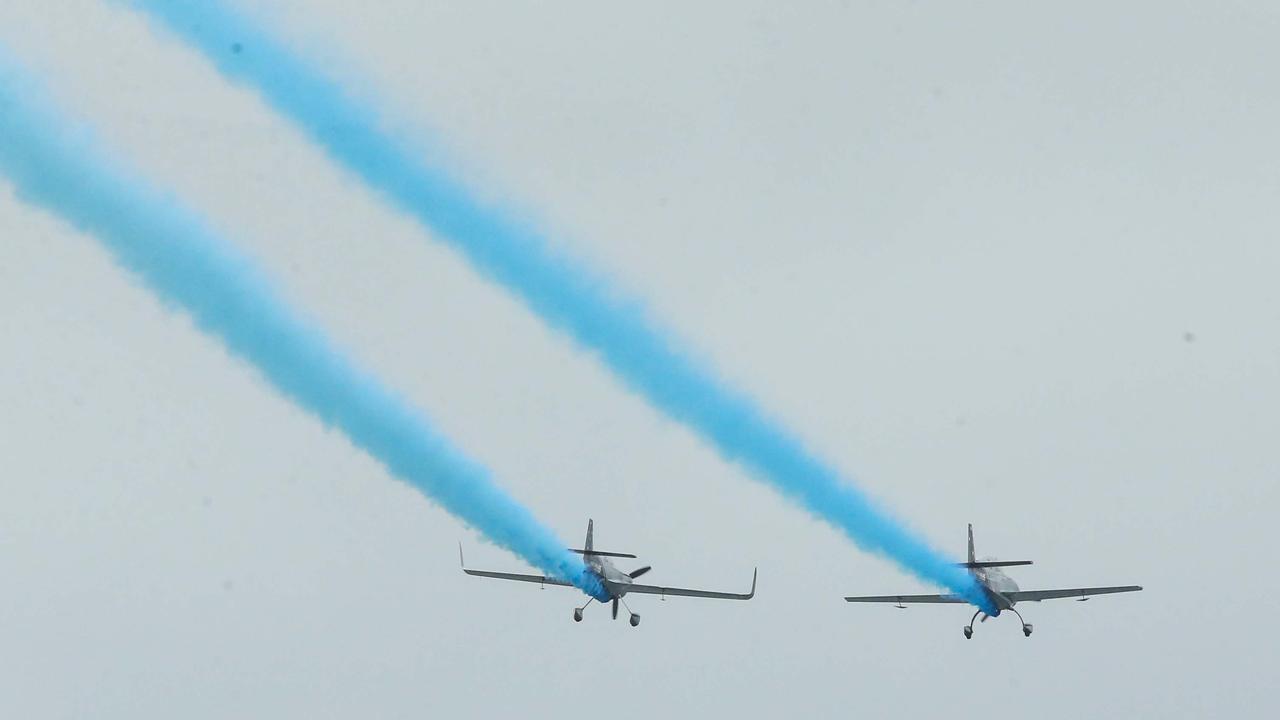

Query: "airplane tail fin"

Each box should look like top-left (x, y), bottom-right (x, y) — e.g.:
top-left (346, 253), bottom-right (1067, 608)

top-left (967, 523), bottom-right (976, 565)
top-left (568, 519), bottom-right (638, 558)
top-left (958, 524), bottom-right (1032, 568)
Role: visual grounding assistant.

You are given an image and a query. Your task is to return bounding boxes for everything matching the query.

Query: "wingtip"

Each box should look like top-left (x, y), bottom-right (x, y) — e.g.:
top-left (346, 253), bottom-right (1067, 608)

top-left (457, 542), bottom-right (465, 569)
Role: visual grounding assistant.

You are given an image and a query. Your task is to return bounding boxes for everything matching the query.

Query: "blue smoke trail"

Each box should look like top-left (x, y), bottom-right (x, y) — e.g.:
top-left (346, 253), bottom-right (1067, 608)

top-left (126, 1), bottom-right (989, 609)
top-left (0, 52), bottom-right (607, 602)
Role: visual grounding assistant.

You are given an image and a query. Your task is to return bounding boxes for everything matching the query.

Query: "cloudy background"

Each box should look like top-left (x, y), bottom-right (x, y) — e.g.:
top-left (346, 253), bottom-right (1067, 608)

top-left (1, 1), bottom-right (1276, 717)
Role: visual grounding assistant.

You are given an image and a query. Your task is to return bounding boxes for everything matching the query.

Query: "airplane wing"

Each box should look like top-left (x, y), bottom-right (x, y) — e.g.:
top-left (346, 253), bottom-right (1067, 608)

top-left (843, 594), bottom-right (966, 604)
top-left (458, 544), bottom-right (574, 587)
top-left (462, 568), bottom-right (574, 586)
top-left (624, 568), bottom-right (757, 600)
top-left (1004, 585), bottom-right (1143, 602)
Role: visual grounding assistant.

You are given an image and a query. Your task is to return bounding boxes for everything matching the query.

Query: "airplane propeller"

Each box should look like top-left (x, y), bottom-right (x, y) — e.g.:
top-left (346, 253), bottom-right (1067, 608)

top-left (612, 598), bottom-right (620, 620)
top-left (628, 566), bottom-right (651, 579)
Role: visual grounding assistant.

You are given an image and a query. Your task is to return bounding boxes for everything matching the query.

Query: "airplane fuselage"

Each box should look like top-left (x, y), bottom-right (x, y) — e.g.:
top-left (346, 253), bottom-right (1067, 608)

top-left (585, 555), bottom-right (634, 599)
top-left (973, 566), bottom-right (1020, 615)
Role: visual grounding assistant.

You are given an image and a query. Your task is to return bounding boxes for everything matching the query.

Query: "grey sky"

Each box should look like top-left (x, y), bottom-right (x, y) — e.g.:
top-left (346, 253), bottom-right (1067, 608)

top-left (1, 1), bottom-right (1276, 718)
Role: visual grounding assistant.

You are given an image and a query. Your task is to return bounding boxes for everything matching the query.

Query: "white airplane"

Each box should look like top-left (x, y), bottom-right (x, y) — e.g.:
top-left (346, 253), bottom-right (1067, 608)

top-left (460, 519), bottom-right (756, 626)
top-left (844, 524), bottom-right (1142, 638)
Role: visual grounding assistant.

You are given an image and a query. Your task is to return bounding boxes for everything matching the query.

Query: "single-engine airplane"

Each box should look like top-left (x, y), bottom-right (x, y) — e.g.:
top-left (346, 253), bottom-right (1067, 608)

top-left (844, 524), bottom-right (1142, 638)
top-left (460, 519), bottom-right (756, 626)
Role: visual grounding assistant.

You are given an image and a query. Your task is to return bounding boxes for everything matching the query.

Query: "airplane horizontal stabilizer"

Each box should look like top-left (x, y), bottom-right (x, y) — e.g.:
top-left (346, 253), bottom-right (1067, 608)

top-left (956, 560), bottom-right (1033, 568)
top-left (568, 548), bottom-right (638, 559)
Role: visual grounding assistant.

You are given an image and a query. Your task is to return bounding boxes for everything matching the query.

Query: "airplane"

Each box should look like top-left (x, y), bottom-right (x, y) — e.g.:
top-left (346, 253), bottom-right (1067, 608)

top-left (459, 519), bottom-right (756, 626)
top-left (844, 524), bottom-right (1142, 638)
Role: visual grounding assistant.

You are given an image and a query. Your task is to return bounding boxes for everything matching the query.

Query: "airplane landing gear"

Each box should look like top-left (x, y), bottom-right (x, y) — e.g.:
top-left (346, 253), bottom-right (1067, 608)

top-left (963, 608), bottom-right (982, 639)
top-left (573, 597), bottom-right (594, 623)
top-left (620, 597), bottom-right (640, 629)
top-left (1008, 606), bottom-right (1033, 638)
top-left (963, 605), bottom-right (1033, 638)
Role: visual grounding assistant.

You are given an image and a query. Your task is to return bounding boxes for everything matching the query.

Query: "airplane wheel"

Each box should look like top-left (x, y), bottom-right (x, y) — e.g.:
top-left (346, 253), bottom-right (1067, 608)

top-left (963, 626), bottom-right (973, 639)
top-left (629, 614), bottom-right (640, 627)
top-left (573, 609), bottom-right (583, 623)
top-left (1022, 624), bottom-right (1033, 637)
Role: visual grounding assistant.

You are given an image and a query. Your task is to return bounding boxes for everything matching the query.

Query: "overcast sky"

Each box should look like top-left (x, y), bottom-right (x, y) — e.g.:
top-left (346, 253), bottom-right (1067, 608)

top-left (2, 2), bottom-right (1277, 718)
